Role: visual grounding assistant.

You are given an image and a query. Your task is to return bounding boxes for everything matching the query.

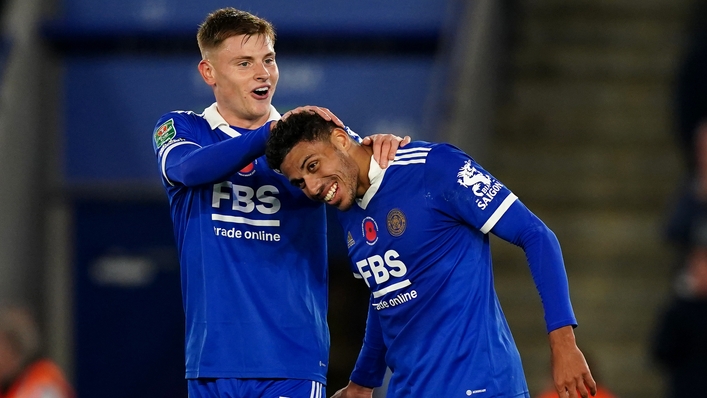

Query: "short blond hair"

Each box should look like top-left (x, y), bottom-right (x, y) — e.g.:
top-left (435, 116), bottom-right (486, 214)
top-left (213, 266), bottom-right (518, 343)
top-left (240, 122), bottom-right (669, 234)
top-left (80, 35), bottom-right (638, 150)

top-left (197, 8), bottom-right (276, 58)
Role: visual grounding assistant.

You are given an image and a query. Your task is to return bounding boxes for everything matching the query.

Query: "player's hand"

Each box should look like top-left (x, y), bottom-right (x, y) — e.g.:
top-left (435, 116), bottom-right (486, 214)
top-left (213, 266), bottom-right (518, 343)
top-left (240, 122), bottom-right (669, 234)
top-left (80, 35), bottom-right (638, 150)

top-left (548, 326), bottom-right (597, 398)
top-left (329, 381), bottom-right (373, 398)
top-left (362, 134), bottom-right (411, 169)
top-left (274, 106), bottom-right (345, 131)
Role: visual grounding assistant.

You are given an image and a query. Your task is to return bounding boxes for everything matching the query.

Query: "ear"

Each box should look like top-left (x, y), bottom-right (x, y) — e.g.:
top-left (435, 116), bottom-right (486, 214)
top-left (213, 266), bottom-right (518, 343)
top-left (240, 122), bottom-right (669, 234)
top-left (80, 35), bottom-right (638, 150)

top-left (198, 59), bottom-right (215, 86)
top-left (330, 128), bottom-right (351, 151)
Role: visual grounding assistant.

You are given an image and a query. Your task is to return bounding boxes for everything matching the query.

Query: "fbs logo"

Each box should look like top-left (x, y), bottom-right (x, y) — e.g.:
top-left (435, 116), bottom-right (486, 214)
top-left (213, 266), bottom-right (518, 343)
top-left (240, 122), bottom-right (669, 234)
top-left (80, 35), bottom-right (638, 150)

top-left (238, 160), bottom-right (257, 177)
top-left (362, 217), bottom-right (379, 246)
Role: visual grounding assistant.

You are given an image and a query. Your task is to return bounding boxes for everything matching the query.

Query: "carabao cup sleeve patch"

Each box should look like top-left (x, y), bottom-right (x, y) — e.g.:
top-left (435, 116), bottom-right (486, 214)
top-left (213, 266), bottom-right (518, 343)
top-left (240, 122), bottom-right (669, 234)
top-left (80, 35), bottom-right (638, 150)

top-left (154, 118), bottom-right (177, 148)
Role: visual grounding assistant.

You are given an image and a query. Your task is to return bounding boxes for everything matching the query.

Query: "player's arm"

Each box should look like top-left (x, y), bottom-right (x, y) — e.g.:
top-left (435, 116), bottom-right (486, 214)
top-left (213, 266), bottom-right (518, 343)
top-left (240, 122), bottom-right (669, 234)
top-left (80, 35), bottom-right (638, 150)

top-left (160, 120), bottom-right (274, 187)
top-left (157, 106), bottom-right (342, 187)
top-left (491, 202), bottom-right (597, 398)
top-left (333, 296), bottom-right (387, 398)
top-left (423, 145), bottom-right (595, 398)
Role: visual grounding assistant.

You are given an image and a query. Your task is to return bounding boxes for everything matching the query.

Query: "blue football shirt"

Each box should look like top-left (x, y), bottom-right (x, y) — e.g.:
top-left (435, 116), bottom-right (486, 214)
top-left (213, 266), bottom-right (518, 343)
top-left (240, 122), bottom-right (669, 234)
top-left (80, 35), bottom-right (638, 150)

top-left (152, 104), bottom-right (329, 383)
top-left (338, 142), bottom-right (573, 397)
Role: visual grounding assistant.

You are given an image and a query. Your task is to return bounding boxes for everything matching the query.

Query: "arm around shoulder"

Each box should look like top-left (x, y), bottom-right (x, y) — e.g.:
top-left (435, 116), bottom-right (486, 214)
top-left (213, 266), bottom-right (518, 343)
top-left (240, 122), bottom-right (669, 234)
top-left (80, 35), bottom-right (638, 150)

top-left (159, 117), bottom-right (273, 187)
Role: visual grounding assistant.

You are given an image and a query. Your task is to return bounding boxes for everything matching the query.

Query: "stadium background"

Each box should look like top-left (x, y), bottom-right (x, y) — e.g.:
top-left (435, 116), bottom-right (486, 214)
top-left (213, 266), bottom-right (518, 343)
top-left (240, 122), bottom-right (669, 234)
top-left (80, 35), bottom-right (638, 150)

top-left (0, 0), bottom-right (697, 396)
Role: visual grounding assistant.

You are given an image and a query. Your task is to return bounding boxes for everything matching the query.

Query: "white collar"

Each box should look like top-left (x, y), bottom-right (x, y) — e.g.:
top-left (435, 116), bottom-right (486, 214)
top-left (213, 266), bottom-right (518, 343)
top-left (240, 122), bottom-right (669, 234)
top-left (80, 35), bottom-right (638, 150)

top-left (201, 102), bottom-right (281, 137)
top-left (356, 155), bottom-right (388, 210)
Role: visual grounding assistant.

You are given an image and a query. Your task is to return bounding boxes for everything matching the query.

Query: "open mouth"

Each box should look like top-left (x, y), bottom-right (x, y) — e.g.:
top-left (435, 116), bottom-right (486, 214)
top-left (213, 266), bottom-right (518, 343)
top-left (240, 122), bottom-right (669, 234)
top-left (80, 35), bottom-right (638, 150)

top-left (323, 183), bottom-right (338, 202)
top-left (252, 87), bottom-right (269, 98)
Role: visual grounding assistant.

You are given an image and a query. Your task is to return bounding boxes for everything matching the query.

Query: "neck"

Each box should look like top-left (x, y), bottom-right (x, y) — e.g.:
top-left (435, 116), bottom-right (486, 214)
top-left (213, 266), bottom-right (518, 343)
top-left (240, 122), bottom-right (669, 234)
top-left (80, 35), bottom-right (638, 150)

top-left (216, 102), bottom-right (271, 130)
top-left (354, 145), bottom-right (374, 195)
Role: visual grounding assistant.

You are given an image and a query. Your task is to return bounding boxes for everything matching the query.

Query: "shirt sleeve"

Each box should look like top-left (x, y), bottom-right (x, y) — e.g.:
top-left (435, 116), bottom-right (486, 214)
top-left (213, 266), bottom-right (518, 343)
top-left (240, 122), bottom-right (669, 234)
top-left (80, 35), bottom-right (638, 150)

top-left (152, 112), bottom-right (272, 187)
top-left (349, 295), bottom-right (388, 388)
top-left (424, 144), bottom-right (517, 232)
top-left (424, 144), bottom-right (576, 332)
top-left (491, 200), bottom-right (577, 332)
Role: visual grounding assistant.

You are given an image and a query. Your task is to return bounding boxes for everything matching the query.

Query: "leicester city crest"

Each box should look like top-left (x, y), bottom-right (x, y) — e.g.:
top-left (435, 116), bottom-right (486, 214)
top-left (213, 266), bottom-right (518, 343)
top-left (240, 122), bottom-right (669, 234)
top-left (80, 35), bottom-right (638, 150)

top-left (386, 208), bottom-right (407, 237)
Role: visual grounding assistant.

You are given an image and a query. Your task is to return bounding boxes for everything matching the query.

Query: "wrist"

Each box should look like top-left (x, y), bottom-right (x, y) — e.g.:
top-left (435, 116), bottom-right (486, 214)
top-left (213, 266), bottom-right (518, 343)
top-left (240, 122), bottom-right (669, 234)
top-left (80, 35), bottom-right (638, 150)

top-left (548, 325), bottom-right (576, 350)
top-left (347, 380), bottom-right (375, 392)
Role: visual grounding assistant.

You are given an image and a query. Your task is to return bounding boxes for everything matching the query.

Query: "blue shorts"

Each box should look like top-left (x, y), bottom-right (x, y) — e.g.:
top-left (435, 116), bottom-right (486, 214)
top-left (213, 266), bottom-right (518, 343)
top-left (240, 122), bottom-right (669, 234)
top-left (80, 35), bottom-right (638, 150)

top-left (188, 378), bottom-right (325, 398)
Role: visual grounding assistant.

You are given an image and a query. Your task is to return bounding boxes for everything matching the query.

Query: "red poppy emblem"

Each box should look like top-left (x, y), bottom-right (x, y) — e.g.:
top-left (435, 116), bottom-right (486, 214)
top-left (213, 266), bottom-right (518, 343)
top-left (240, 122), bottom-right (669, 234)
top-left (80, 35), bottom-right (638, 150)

top-left (240, 163), bottom-right (254, 173)
top-left (362, 217), bottom-right (379, 245)
top-left (238, 161), bottom-right (256, 177)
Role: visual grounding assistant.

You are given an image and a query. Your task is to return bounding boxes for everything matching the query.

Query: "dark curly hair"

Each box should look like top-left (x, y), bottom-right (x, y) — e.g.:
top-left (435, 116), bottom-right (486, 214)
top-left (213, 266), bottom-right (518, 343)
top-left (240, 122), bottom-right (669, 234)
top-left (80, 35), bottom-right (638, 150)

top-left (266, 112), bottom-right (340, 171)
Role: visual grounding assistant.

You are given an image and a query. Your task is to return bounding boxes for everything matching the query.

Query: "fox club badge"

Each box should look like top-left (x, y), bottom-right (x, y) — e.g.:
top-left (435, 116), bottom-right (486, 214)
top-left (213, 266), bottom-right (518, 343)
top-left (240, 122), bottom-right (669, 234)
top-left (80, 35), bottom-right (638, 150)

top-left (386, 208), bottom-right (406, 237)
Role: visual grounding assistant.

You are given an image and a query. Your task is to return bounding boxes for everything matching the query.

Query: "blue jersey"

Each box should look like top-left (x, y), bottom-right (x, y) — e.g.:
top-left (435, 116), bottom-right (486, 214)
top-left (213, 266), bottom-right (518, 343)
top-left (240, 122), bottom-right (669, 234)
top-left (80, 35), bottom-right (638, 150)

top-left (338, 142), bottom-right (565, 397)
top-left (152, 103), bottom-right (329, 383)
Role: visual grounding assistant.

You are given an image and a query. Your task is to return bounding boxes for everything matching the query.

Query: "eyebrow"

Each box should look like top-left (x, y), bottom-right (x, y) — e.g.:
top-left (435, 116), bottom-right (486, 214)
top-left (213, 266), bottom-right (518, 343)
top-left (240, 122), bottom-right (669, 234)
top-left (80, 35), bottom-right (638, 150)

top-left (231, 56), bottom-right (254, 64)
top-left (300, 154), bottom-right (314, 170)
top-left (232, 52), bottom-right (275, 62)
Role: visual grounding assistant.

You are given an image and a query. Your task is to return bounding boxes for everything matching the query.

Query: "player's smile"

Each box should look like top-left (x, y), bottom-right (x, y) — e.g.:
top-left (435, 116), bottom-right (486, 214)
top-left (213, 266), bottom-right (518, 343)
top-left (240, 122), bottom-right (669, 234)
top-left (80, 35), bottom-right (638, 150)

top-left (323, 182), bottom-right (338, 202)
top-left (313, 177), bottom-right (342, 206)
top-left (323, 174), bottom-right (357, 211)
